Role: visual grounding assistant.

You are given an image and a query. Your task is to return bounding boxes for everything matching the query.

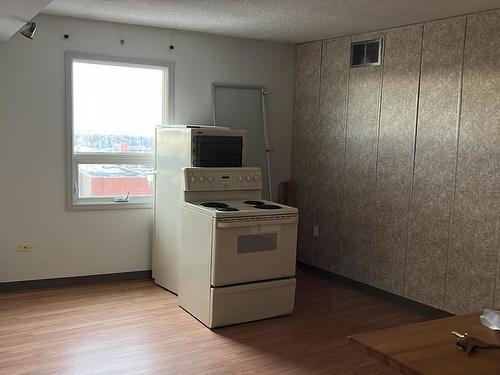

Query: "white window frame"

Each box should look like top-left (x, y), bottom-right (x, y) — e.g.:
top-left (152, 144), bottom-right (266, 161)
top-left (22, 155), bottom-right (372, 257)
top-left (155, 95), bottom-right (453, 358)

top-left (350, 38), bottom-right (383, 68)
top-left (65, 52), bottom-right (174, 210)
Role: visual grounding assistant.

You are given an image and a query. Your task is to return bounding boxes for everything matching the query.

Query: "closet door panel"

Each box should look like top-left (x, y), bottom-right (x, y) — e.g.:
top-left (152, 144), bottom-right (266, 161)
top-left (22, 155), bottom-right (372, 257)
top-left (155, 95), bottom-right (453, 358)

top-left (312, 38), bottom-right (350, 272)
top-left (339, 32), bottom-right (383, 282)
top-left (372, 25), bottom-right (422, 294)
top-left (405, 18), bottom-right (466, 309)
top-left (446, 11), bottom-right (500, 314)
top-left (292, 42), bottom-right (322, 265)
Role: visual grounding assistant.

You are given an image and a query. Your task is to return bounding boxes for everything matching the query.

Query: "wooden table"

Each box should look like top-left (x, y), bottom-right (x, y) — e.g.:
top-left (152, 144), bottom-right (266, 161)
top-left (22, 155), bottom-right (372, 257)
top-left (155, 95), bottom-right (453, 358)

top-left (349, 313), bottom-right (500, 375)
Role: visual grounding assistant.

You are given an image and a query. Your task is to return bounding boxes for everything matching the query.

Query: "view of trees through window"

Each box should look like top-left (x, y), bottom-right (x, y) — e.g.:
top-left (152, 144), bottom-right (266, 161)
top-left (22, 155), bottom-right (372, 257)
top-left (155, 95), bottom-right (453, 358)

top-left (74, 134), bottom-right (154, 153)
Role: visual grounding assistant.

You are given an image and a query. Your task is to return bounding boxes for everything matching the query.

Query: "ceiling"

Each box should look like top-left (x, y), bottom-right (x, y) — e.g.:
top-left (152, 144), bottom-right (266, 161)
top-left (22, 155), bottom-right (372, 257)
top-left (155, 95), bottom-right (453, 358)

top-left (0, 0), bottom-right (53, 41)
top-left (41, 0), bottom-right (500, 43)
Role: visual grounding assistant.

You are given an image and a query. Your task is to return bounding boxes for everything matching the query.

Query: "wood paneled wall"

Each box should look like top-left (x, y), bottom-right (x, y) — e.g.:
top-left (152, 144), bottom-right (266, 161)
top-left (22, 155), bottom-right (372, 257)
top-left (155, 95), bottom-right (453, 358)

top-left (291, 10), bottom-right (500, 314)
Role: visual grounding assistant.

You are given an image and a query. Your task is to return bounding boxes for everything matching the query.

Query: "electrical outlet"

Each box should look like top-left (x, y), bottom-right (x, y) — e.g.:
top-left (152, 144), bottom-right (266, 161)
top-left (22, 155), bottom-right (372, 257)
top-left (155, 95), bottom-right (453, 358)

top-left (16, 243), bottom-right (32, 252)
top-left (313, 224), bottom-right (319, 238)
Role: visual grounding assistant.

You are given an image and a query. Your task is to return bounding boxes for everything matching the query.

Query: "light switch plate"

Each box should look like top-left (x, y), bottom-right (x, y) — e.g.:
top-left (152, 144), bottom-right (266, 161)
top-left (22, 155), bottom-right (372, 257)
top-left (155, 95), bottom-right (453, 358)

top-left (17, 243), bottom-right (32, 252)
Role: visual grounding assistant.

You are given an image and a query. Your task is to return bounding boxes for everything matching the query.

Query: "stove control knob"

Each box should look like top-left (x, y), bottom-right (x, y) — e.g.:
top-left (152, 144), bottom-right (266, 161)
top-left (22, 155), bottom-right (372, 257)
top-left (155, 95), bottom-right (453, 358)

top-left (199, 176), bottom-right (205, 183)
top-left (253, 175), bottom-right (259, 181)
top-left (208, 176), bottom-right (213, 182)
top-left (238, 175), bottom-right (243, 182)
top-left (190, 176), bottom-right (196, 183)
top-left (246, 175), bottom-right (251, 182)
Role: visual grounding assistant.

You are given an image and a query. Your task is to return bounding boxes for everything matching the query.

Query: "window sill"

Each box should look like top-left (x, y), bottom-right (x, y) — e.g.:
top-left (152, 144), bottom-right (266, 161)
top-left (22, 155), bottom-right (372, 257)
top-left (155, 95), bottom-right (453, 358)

top-left (69, 201), bottom-right (153, 211)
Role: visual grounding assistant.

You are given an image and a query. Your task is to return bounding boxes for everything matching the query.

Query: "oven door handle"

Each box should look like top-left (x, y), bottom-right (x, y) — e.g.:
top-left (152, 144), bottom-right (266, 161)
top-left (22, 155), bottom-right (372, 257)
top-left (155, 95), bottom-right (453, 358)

top-left (216, 218), bottom-right (298, 228)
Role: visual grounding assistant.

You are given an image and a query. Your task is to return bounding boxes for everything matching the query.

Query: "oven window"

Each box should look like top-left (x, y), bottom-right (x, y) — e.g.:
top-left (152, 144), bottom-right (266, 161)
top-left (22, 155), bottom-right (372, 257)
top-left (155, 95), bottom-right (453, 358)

top-left (238, 233), bottom-right (278, 253)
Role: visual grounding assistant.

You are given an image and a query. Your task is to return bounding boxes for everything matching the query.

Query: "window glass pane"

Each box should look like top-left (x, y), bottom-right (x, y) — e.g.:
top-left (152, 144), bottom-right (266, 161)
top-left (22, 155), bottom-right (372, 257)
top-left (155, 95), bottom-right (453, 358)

top-left (351, 43), bottom-right (365, 66)
top-left (365, 41), bottom-right (380, 64)
top-left (78, 164), bottom-right (154, 198)
top-left (73, 61), bottom-right (164, 153)
top-left (237, 233), bottom-right (278, 253)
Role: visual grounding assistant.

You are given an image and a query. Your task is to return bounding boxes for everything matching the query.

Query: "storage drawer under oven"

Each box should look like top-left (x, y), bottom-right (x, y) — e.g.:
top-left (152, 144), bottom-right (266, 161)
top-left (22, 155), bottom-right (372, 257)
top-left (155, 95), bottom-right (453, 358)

top-left (211, 216), bottom-right (298, 286)
top-left (209, 278), bottom-right (296, 328)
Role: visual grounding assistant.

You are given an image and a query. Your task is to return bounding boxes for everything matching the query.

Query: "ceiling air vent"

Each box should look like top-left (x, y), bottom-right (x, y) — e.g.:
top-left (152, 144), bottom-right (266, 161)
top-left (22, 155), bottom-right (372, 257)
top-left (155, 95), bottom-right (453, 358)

top-left (351, 39), bottom-right (383, 67)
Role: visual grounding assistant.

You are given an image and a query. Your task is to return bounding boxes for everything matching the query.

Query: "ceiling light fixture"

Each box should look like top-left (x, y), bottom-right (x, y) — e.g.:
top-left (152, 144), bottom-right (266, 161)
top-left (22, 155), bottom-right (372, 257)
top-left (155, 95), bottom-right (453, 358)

top-left (20, 22), bottom-right (37, 40)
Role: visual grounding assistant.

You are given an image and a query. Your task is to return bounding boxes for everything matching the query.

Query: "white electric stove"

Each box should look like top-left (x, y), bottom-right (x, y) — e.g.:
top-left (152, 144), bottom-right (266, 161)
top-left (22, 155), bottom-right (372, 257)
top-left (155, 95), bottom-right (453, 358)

top-left (178, 167), bottom-right (298, 328)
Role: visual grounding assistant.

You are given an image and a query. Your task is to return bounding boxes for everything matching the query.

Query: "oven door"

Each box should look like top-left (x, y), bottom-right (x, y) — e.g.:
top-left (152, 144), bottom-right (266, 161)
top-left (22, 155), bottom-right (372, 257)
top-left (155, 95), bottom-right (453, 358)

top-left (211, 216), bottom-right (298, 286)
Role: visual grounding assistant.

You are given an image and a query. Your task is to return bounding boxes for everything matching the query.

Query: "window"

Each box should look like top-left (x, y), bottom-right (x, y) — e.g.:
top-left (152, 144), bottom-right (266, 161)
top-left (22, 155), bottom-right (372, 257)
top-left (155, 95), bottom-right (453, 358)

top-left (351, 39), bottom-right (383, 67)
top-left (66, 52), bottom-right (174, 209)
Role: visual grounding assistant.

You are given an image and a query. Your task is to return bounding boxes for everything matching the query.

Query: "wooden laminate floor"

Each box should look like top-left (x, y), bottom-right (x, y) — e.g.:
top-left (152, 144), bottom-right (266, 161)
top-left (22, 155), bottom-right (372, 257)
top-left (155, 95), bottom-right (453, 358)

top-left (0, 271), bottom-right (432, 375)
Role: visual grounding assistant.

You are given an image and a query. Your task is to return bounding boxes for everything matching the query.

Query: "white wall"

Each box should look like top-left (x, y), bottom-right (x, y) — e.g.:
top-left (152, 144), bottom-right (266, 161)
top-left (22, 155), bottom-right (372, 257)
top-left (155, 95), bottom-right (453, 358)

top-left (0, 0), bottom-right (53, 41)
top-left (0, 14), bottom-right (295, 282)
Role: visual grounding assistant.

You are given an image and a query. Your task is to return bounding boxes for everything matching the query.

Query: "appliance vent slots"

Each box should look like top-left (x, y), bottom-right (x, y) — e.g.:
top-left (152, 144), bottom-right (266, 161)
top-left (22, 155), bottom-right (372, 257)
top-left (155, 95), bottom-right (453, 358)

top-left (351, 39), bottom-right (383, 67)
